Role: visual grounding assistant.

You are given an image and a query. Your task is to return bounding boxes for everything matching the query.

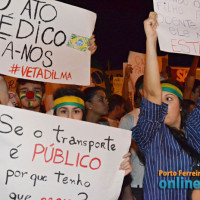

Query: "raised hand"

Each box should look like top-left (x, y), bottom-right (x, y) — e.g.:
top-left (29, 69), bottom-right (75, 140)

top-left (144, 12), bottom-right (158, 41)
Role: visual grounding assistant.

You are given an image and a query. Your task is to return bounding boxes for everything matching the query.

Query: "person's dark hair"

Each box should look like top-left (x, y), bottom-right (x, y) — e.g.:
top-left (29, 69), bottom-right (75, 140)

top-left (182, 99), bottom-right (195, 122)
top-left (135, 75), bottom-right (144, 96)
top-left (161, 80), bottom-right (200, 163)
top-left (134, 75), bottom-right (144, 107)
top-left (192, 79), bottom-right (200, 93)
top-left (83, 86), bottom-right (105, 102)
top-left (108, 94), bottom-right (125, 113)
top-left (16, 79), bottom-right (45, 95)
top-left (53, 86), bottom-right (85, 120)
top-left (53, 86), bottom-right (85, 102)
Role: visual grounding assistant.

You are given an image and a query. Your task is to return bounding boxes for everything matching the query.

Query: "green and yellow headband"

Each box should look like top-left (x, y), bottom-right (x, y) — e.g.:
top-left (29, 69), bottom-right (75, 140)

top-left (161, 83), bottom-right (183, 100)
top-left (53, 96), bottom-right (85, 110)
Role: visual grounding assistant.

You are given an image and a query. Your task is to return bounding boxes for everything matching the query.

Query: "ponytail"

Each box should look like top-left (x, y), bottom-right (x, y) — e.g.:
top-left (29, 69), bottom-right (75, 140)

top-left (167, 126), bottom-right (200, 164)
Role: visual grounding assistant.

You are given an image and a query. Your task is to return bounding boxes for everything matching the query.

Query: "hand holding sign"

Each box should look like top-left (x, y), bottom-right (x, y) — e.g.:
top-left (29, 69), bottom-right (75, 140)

top-left (119, 152), bottom-right (133, 176)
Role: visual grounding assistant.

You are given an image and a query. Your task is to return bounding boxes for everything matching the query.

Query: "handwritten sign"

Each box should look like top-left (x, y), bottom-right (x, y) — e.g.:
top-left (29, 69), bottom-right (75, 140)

top-left (0, 0), bottom-right (96, 85)
top-left (113, 77), bottom-right (124, 96)
top-left (3, 76), bottom-right (19, 107)
top-left (128, 51), bottom-right (163, 86)
top-left (128, 51), bottom-right (146, 88)
top-left (0, 105), bottom-right (131, 200)
top-left (153, 0), bottom-right (200, 56)
top-left (4, 76), bottom-right (17, 93)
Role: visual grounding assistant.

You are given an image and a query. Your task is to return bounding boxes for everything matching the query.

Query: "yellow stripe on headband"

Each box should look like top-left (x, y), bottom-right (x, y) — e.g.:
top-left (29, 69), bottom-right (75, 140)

top-left (161, 83), bottom-right (183, 100)
top-left (54, 96), bottom-right (85, 110)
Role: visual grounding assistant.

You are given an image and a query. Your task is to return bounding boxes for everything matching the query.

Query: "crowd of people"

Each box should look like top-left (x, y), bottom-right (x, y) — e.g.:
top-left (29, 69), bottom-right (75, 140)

top-left (0, 12), bottom-right (200, 200)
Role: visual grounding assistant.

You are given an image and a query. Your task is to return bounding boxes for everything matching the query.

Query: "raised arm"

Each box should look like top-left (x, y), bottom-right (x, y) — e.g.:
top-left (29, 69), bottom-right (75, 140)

top-left (122, 64), bottom-right (133, 101)
top-left (0, 75), bottom-right (9, 105)
top-left (122, 64), bottom-right (133, 111)
top-left (132, 12), bottom-right (166, 153)
top-left (183, 56), bottom-right (199, 100)
top-left (144, 12), bottom-right (162, 105)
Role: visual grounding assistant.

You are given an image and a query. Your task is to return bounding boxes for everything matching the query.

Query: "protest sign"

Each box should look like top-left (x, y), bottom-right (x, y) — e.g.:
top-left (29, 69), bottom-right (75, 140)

top-left (128, 51), bottom-right (146, 88)
top-left (0, 105), bottom-right (131, 200)
top-left (0, 0), bottom-right (96, 85)
top-left (4, 76), bottom-right (19, 107)
top-left (4, 76), bottom-right (17, 93)
top-left (153, 0), bottom-right (200, 56)
top-left (105, 70), bottom-right (123, 83)
top-left (113, 77), bottom-right (124, 96)
top-left (128, 51), bottom-right (163, 87)
top-left (126, 52), bottom-right (164, 105)
top-left (170, 67), bottom-right (200, 82)
top-left (91, 68), bottom-right (106, 88)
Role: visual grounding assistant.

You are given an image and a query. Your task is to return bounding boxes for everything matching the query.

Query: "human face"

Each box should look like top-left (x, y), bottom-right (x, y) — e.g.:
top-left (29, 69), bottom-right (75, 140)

top-left (90, 90), bottom-right (108, 116)
top-left (116, 103), bottom-right (125, 119)
top-left (56, 105), bottom-right (83, 120)
top-left (18, 83), bottom-right (43, 111)
top-left (192, 86), bottom-right (200, 103)
top-left (162, 91), bottom-right (181, 129)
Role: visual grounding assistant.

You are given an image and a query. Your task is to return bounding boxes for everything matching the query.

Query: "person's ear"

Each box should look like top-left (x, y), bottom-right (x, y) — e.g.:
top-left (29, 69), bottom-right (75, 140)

top-left (85, 101), bottom-right (93, 110)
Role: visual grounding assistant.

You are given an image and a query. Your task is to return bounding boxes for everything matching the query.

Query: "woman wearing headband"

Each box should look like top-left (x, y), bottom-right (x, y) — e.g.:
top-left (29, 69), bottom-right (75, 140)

top-left (53, 86), bottom-right (133, 178)
top-left (132, 12), bottom-right (200, 200)
top-left (53, 87), bottom-right (85, 120)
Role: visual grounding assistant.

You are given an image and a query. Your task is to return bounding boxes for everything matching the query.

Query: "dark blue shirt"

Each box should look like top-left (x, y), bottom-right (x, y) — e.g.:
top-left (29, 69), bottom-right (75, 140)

top-left (132, 97), bottom-right (200, 200)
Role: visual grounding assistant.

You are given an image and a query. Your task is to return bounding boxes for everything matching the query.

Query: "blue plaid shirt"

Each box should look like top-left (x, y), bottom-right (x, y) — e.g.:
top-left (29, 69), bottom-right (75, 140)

top-left (132, 97), bottom-right (200, 200)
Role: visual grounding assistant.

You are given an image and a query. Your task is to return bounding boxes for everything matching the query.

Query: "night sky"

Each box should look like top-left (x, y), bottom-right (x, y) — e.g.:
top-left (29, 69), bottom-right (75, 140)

top-left (58, 0), bottom-right (197, 70)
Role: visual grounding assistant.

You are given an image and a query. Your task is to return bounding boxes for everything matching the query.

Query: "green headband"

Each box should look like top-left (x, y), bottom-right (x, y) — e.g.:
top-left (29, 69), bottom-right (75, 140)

top-left (161, 83), bottom-right (183, 100)
top-left (53, 96), bottom-right (85, 110)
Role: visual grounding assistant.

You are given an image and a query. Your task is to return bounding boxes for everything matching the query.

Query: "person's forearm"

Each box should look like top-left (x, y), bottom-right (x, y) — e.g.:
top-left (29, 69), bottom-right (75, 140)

top-left (0, 75), bottom-right (9, 105)
top-left (0, 75), bottom-right (8, 93)
top-left (188, 56), bottom-right (199, 76)
top-left (122, 78), bottom-right (129, 101)
top-left (144, 39), bottom-right (162, 104)
top-left (183, 56), bottom-right (199, 99)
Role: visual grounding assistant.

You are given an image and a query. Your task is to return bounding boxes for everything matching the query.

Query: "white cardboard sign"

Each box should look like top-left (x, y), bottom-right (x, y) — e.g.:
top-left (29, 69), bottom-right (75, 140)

top-left (153, 0), bottom-right (200, 56)
top-left (0, 105), bottom-right (131, 200)
top-left (0, 0), bottom-right (96, 85)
